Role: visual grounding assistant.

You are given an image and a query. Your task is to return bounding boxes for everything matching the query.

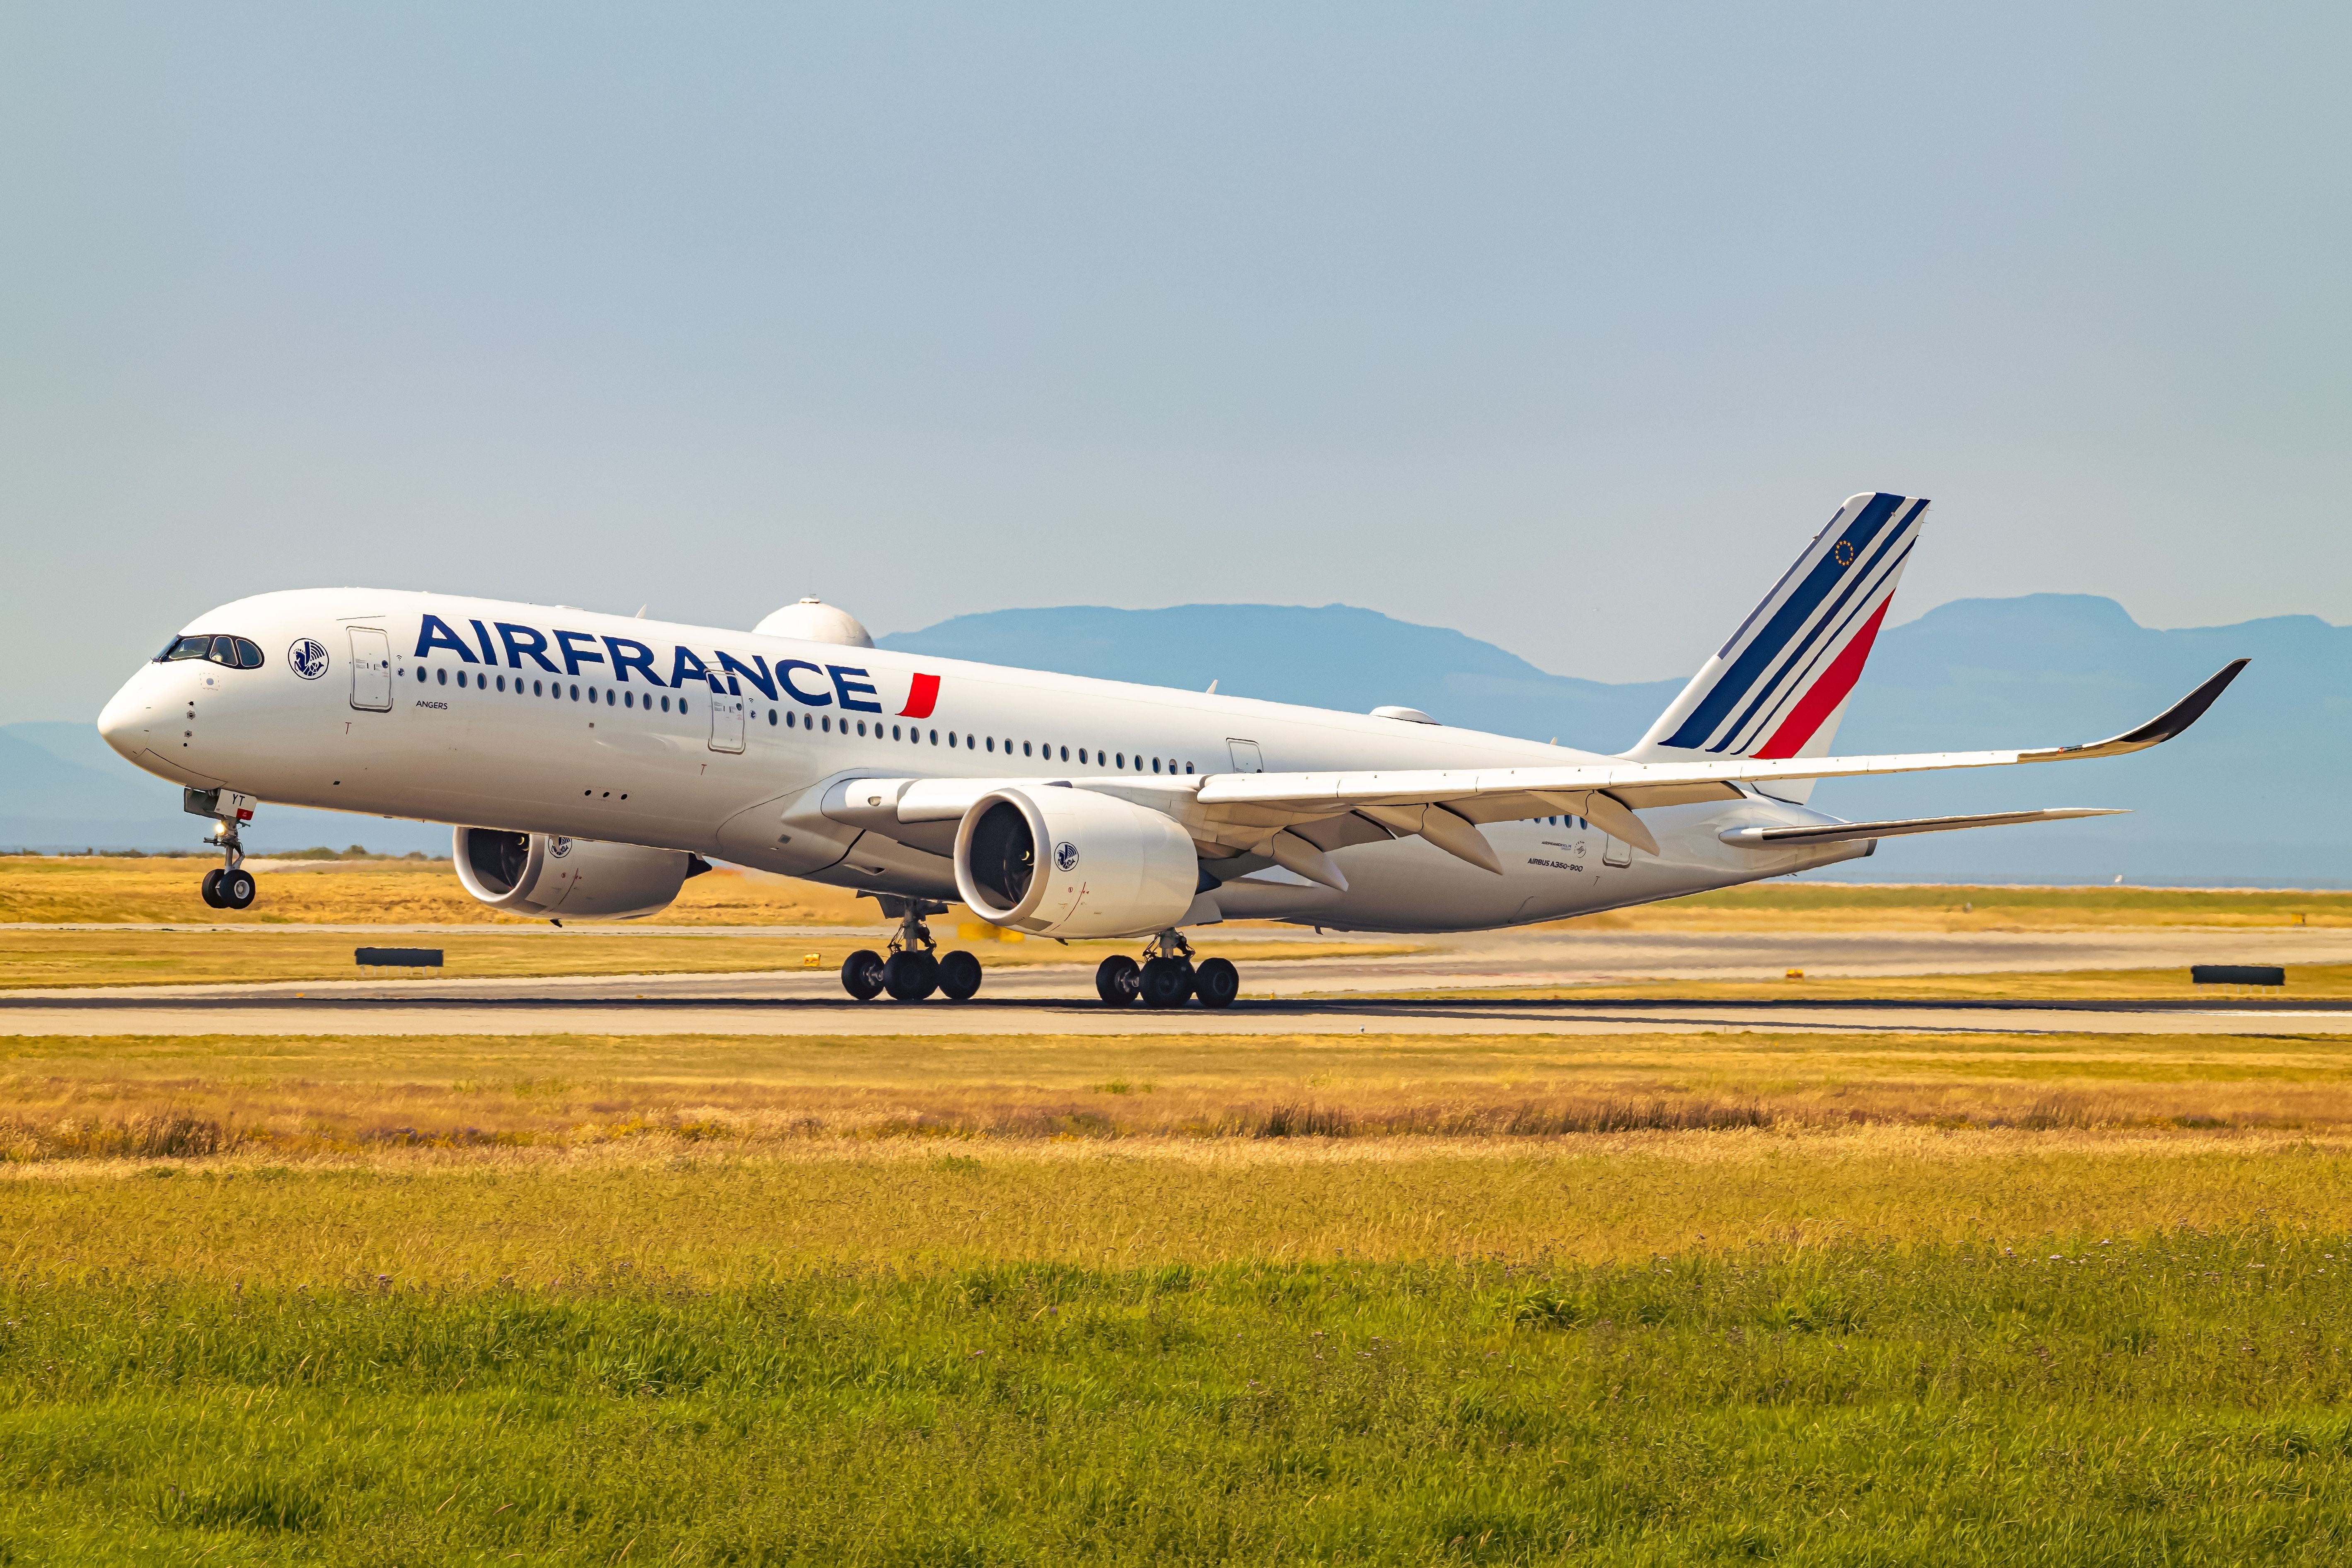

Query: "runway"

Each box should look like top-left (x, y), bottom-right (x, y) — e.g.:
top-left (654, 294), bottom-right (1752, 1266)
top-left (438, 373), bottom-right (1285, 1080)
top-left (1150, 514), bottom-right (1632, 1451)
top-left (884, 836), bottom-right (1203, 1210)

top-left (5, 925), bottom-right (2344, 1038)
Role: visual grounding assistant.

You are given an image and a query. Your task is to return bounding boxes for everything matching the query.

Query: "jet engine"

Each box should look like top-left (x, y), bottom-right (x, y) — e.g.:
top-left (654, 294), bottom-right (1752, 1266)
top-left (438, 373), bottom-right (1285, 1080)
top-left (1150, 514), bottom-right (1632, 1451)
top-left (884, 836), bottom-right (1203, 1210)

top-left (953, 786), bottom-right (1200, 939)
top-left (452, 827), bottom-right (711, 920)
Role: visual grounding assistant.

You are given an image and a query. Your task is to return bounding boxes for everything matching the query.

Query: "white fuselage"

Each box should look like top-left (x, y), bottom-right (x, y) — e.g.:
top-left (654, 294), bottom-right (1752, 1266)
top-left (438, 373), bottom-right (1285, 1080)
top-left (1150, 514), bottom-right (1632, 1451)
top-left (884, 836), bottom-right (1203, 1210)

top-left (97, 589), bottom-right (1866, 932)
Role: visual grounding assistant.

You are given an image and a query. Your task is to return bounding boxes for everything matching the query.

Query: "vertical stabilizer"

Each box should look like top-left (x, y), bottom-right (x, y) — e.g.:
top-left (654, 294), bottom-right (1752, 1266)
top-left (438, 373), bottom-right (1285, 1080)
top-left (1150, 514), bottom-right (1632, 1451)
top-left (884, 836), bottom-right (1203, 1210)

top-left (1624, 491), bottom-right (1927, 802)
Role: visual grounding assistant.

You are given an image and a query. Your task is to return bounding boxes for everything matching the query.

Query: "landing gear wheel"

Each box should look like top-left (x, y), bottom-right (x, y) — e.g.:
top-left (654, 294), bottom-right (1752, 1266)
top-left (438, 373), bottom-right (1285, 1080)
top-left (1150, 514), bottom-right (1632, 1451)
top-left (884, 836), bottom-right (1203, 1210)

top-left (937, 949), bottom-right (983, 1001)
top-left (200, 868), bottom-right (227, 909)
top-left (1095, 953), bottom-right (1141, 1007)
top-left (841, 949), bottom-right (886, 1001)
top-left (1140, 956), bottom-right (1193, 1009)
top-left (219, 869), bottom-right (256, 910)
top-left (1194, 957), bottom-right (1240, 1009)
top-left (882, 949), bottom-right (940, 1001)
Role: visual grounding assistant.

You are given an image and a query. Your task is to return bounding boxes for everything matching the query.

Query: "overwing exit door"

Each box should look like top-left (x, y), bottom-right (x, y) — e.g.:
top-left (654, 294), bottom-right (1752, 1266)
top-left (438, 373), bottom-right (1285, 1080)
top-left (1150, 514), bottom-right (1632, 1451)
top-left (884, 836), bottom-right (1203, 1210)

top-left (348, 628), bottom-right (392, 711)
top-left (708, 692), bottom-right (746, 753)
top-left (1227, 738), bottom-right (1263, 772)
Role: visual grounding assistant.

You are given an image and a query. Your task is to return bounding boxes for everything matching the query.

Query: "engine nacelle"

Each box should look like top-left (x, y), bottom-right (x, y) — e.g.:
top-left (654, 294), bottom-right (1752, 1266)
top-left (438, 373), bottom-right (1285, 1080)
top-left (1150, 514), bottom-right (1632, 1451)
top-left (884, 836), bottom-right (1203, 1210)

top-left (452, 827), bottom-right (709, 920)
top-left (954, 786), bottom-right (1200, 939)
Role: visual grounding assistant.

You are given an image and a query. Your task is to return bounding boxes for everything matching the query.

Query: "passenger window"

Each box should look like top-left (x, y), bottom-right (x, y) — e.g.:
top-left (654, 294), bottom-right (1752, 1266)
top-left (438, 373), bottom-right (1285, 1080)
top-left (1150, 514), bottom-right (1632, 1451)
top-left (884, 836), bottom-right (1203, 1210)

top-left (1060, 746), bottom-right (1069, 762)
top-left (822, 715), bottom-right (832, 732)
top-left (767, 709), bottom-right (776, 726)
top-left (680, 698), bottom-right (689, 715)
top-left (569, 684), bottom-right (579, 700)
top-left (948, 731), bottom-right (956, 747)
top-left (985, 736), bottom-right (994, 753)
top-left (1185, 762), bottom-right (1193, 774)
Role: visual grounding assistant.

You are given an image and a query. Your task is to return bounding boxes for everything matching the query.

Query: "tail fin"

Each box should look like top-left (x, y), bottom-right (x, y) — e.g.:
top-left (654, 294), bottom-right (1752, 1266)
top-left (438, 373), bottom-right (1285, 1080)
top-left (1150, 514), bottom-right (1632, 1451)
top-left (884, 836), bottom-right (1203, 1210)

top-left (1625, 490), bottom-right (1927, 800)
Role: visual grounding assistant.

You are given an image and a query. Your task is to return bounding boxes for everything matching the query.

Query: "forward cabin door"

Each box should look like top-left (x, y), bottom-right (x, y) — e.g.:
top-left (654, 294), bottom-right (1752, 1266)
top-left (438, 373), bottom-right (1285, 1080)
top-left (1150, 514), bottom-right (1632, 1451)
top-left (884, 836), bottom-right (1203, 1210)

top-left (708, 690), bottom-right (746, 753)
top-left (348, 628), bottom-right (392, 711)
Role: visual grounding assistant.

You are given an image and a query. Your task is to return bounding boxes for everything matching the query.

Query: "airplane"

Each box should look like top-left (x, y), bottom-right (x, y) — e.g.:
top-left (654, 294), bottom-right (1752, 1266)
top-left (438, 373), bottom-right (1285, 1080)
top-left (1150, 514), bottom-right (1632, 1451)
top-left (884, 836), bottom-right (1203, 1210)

top-left (96, 491), bottom-right (2244, 1010)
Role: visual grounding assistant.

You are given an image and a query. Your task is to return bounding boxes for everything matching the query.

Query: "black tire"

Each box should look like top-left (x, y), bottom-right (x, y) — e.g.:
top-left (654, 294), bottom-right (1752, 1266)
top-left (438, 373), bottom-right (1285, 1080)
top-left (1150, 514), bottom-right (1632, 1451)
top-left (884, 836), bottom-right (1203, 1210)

top-left (1140, 956), bottom-right (1193, 1009)
top-left (220, 869), bottom-right (256, 910)
top-left (841, 948), bottom-right (886, 1001)
top-left (937, 949), bottom-right (983, 1001)
top-left (1195, 957), bottom-right (1240, 1009)
top-left (882, 950), bottom-right (940, 1001)
top-left (200, 868), bottom-right (226, 908)
top-left (1095, 953), bottom-right (1141, 1006)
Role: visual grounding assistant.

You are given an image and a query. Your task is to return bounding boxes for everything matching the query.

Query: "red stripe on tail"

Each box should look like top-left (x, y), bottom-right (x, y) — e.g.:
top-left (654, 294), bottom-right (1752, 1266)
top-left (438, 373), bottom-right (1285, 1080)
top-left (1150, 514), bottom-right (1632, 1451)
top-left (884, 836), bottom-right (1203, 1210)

top-left (899, 672), bottom-right (940, 719)
top-left (1752, 599), bottom-right (1890, 759)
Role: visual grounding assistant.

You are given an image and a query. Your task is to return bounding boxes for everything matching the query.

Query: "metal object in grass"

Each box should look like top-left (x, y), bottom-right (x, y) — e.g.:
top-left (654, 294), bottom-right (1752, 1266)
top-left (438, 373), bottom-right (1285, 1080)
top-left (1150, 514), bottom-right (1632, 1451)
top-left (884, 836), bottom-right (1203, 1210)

top-left (356, 946), bottom-right (444, 978)
top-left (2191, 963), bottom-right (2285, 998)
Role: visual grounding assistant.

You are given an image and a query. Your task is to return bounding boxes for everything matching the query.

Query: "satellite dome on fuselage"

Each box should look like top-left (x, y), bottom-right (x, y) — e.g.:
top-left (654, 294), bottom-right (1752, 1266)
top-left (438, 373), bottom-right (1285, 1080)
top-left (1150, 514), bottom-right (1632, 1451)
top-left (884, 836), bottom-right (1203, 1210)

top-left (753, 597), bottom-right (873, 647)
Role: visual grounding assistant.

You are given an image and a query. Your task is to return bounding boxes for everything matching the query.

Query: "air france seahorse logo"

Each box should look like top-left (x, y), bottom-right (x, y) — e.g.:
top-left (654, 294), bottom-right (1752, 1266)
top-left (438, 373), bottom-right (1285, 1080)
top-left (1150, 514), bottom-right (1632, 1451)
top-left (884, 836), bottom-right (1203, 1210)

top-left (1055, 841), bottom-right (1081, 872)
top-left (288, 638), bottom-right (329, 679)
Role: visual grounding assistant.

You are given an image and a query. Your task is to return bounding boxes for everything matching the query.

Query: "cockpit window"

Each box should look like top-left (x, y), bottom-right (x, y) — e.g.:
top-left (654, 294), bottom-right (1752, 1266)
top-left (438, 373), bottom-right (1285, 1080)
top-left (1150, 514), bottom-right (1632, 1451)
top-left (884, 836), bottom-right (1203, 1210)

top-left (155, 634), bottom-right (264, 668)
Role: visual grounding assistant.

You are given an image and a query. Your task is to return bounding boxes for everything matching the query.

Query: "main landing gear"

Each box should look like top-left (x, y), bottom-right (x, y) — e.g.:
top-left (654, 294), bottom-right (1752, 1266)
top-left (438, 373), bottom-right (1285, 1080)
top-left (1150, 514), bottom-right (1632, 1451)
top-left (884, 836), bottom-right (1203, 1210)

top-left (841, 897), bottom-right (984, 1003)
top-left (1095, 930), bottom-right (1239, 1010)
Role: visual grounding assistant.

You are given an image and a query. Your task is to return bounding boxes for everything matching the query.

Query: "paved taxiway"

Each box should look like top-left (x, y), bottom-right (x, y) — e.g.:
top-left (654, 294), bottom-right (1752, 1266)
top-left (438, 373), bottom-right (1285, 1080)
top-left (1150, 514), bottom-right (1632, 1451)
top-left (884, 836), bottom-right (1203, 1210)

top-left (7, 925), bottom-right (2347, 1038)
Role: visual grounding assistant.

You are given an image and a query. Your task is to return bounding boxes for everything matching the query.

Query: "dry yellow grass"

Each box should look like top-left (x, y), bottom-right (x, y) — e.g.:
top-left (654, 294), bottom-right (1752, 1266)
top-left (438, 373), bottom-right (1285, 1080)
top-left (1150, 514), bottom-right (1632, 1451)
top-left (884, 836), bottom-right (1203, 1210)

top-left (1543, 881), bottom-right (2352, 931)
top-left (0, 856), bottom-right (872, 924)
top-left (6, 1127), bottom-right (2349, 1284)
top-left (1442, 963), bottom-right (2352, 1002)
top-left (14, 855), bottom-right (2349, 932)
top-left (9, 1019), bottom-right (2352, 1162)
top-left (6, 1019), bottom-right (2352, 1281)
top-left (0, 928), bottom-right (1413, 989)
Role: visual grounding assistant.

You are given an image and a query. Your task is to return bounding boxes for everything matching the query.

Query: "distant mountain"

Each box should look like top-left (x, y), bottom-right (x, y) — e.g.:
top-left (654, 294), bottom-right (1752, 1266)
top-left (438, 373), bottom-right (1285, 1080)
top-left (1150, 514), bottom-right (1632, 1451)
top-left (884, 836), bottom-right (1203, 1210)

top-left (883, 596), bottom-right (2344, 887)
top-left (0, 722), bottom-right (451, 856)
top-left (879, 604), bottom-right (1680, 753)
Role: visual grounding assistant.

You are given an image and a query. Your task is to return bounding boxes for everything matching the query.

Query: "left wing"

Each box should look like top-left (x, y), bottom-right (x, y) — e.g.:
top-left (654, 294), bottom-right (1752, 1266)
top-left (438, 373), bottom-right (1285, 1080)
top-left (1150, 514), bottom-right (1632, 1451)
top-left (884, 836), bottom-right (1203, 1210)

top-left (1188, 659), bottom-right (2245, 864)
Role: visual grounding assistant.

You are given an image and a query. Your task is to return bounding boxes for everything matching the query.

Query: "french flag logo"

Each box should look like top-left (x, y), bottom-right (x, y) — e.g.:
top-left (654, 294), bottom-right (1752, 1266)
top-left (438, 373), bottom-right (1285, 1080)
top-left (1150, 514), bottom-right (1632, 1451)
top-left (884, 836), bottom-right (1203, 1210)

top-left (899, 672), bottom-right (941, 720)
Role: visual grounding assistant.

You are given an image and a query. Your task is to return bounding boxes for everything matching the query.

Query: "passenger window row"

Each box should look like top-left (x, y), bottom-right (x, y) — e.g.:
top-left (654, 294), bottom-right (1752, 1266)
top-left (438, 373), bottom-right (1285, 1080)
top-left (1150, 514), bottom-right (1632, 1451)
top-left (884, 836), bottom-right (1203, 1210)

top-left (409, 658), bottom-right (1193, 771)
top-left (411, 664), bottom-right (692, 714)
top-left (157, 634), bottom-right (263, 669)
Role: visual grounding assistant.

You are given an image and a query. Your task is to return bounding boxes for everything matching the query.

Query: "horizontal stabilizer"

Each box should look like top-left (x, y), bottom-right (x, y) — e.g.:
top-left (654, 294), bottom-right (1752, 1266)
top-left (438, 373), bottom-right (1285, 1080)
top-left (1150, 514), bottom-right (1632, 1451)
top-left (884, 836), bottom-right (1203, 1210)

top-left (1717, 807), bottom-right (2125, 849)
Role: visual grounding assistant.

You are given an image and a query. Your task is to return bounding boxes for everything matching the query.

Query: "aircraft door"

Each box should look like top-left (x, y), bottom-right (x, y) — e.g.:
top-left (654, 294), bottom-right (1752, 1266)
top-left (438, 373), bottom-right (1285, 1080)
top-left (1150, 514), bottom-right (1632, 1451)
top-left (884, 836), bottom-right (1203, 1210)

top-left (348, 628), bottom-right (392, 711)
top-left (1602, 834), bottom-right (1633, 868)
top-left (1227, 738), bottom-right (1263, 773)
top-left (708, 692), bottom-right (746, 754)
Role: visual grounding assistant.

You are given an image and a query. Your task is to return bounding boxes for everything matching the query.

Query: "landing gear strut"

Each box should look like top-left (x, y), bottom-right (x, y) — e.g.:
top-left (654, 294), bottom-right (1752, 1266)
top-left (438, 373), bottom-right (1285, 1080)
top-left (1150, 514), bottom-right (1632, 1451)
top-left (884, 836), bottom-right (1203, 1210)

top-left (197, 821), bottom-right (256, 910)
top-left (842, 896), bottom-right (983, 1003)
top-left (1096, 930), bottom-right (1239, 1010)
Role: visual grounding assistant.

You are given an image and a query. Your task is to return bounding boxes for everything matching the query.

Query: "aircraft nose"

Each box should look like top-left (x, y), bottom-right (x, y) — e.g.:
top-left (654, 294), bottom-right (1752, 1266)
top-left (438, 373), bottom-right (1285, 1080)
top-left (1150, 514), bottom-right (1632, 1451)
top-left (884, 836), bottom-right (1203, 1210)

top-left (97, 675), bottom-right (153, 761)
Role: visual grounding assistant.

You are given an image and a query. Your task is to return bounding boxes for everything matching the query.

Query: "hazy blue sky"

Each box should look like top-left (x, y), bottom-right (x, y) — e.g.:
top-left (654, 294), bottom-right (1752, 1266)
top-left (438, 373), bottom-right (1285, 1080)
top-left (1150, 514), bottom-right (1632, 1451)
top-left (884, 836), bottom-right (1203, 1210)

top-left (5, 4), bottom-right (2345, 725)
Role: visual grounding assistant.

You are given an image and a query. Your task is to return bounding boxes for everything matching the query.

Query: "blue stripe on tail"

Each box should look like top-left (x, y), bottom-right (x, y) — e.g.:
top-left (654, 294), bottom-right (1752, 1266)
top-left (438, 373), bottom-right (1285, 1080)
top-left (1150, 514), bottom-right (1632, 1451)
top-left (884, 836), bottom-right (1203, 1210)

top-left (1661, 491), bottom-right (1908, 750)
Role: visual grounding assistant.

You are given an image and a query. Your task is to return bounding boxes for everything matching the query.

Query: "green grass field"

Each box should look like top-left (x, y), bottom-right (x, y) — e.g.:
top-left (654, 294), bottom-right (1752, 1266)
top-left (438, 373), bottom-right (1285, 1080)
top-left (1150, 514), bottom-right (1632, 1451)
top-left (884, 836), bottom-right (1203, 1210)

top-left (8, 1233), bottom-right (2352, 1564)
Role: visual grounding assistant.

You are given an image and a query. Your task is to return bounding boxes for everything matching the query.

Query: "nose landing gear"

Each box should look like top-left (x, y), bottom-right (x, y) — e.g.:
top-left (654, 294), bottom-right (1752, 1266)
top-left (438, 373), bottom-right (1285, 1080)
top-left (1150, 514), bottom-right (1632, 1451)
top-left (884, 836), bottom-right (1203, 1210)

top-left (1095, 931), bottom-right (1239, 1009)
top-left (190, 792), bottom-right (259, 910)
top-left (842, 896), bottom-right (984, 1002)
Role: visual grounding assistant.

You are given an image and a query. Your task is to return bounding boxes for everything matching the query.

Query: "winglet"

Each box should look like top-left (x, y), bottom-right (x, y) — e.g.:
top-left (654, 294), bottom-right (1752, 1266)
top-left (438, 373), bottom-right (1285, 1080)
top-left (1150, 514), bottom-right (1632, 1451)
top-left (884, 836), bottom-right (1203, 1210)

top-left (2035, 659), bottom-right (2249, 761)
